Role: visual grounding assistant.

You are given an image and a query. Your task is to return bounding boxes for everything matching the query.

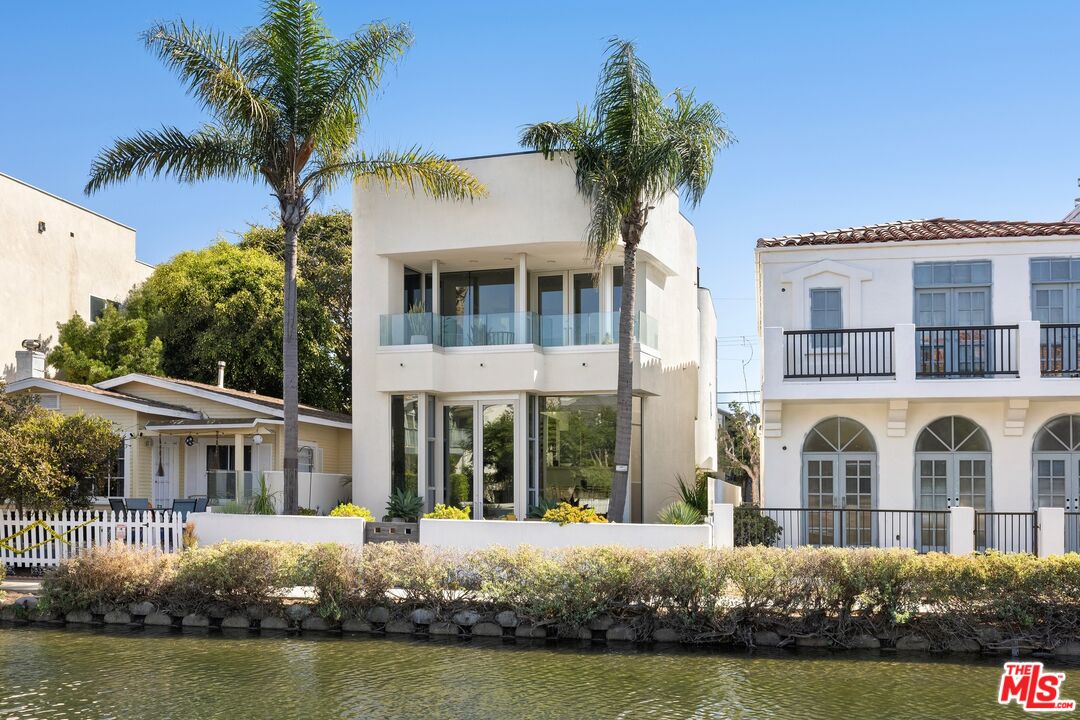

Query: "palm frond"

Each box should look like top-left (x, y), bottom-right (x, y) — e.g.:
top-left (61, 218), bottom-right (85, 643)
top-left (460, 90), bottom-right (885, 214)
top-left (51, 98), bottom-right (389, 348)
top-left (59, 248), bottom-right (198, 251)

top-left (310, 22), bottom-right (413, 153)
top-left (143, 20), bottom-right (275, 133)
top-left (661, 90), bottom-right (732, 208)
top-left (304, 148), bottom-right (486, 201)
top-left (262, 0), bottom-right (334, 137)
top-left (85, 125), bottom-right (258, 194)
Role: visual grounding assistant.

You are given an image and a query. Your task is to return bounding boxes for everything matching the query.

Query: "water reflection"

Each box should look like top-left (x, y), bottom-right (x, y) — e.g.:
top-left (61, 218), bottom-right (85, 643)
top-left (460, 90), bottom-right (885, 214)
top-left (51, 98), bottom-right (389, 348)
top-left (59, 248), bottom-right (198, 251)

top-left (0, 626), bottom-right (1054, 719)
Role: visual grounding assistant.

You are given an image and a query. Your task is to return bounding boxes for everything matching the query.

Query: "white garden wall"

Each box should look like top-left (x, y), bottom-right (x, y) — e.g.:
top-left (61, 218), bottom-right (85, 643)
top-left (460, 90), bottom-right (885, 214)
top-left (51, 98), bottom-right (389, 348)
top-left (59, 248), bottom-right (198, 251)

top-left (188, 512), bottom-right (364, 547)
top-left (419, 518), bottom-right (712, 551)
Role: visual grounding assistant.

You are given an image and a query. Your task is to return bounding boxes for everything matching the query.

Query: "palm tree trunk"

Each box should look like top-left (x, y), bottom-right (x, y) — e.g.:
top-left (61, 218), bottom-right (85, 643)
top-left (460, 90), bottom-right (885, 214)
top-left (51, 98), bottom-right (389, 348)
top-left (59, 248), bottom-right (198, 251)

top-left (608, 223), bottom-right (642, 523)
top-left (282, 204), bottom-right (302, 515)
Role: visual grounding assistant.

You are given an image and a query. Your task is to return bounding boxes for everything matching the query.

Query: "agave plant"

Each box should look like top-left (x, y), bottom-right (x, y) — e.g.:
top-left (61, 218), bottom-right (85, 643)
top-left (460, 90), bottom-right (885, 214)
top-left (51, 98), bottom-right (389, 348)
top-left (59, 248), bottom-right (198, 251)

top-left (385, 488), bottom-right (424, 522)
top-left (674, 472), bottom-right (709, 516)
top-left (657, 500), bottom-right (703, 525)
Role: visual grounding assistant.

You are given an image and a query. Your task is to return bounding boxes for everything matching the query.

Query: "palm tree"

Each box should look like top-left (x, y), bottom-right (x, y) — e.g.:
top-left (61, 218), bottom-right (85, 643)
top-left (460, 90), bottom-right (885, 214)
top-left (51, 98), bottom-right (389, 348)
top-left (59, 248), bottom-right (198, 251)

top-left (85, 0), bottom-right (485, 514)
top-left (520, 39), bottom-right (730, 522)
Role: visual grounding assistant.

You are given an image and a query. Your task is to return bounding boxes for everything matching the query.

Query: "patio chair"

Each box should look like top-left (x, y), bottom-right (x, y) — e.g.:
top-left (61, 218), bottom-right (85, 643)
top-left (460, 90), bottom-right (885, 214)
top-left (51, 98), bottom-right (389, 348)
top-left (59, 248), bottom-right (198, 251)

top-left (126, 498), bottom-right (151, 512)
top-left (170, 499), bottom-right (197, 521)
top-left (108, 498), bottom-right (127, 516)
top-left (192, 496), bottom-right (208, 513)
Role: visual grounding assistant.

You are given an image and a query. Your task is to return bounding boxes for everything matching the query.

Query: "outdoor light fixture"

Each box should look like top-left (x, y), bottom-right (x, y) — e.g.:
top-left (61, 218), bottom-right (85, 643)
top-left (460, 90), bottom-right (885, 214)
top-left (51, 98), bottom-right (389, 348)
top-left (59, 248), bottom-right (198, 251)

top-left (252, 434), bottom-right (263, 445)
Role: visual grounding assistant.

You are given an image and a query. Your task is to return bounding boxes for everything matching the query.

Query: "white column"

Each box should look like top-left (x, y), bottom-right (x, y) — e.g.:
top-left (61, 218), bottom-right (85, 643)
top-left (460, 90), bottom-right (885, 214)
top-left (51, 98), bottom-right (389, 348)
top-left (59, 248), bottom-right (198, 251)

top-left (515, 253), bottom-right (528, 342)
top-left (431, 260), bottom-right (441, 315)
top-left (894, 323), bottom-right (916, 384)
top-left (417, 393), bottom-right (429, 512)
top-left (1017, 320), bottom-right (1041, 380)
top-left (513, 392), bottom-right (529, 519)
top-left (948, 506), bottom-right (975, 555)
top-left (711, 503), bottom-right (734, 548)
top-left (1037, 507), bottom-right (1066, 557)
top-left (761, 327), bottom-right (785, 398)
top-left (234, 432), bottom-right (245, 503)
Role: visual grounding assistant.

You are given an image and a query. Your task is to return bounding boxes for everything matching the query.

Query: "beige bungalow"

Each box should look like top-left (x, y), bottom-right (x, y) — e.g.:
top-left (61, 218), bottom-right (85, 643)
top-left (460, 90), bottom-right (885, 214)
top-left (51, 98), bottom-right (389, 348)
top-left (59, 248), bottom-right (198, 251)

top-left (5, 361), bottom-right (352, 513)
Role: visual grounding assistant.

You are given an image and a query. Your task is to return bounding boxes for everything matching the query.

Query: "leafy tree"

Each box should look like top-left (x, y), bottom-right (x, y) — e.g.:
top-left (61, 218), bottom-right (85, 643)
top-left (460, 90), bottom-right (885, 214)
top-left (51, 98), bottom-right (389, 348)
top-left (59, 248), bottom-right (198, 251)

top-left (125, 241), bottom-right (343, 411)
top-left (521, 39), bottom-right (730, 521)
top-left (48, 304), bottom-right (164, 384)
top-left (84, 0), bottom-right (485, 514)
top-left (240, 210), bottom-right (351, 405)
top-left (718, 402), bottom-right (760, 505)
top-left (0, 386), bottom-right (120, 511)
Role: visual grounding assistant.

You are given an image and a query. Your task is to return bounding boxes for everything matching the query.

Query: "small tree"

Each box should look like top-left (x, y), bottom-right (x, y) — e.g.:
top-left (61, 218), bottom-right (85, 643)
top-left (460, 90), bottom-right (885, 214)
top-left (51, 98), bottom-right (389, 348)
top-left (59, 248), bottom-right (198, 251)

top-left (0, 387), bottom-right (120, 511)
top-left (49, 305), bottom-right (163, 384)
top-left (718, 401), bottom-right (760, 505)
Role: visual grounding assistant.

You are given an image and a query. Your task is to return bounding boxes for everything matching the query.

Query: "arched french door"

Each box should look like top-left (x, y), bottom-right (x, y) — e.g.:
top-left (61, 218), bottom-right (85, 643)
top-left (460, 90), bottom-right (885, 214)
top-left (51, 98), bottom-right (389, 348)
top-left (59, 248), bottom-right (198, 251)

top-left (802, 417), bottom-right (877, 546)
top-left (1032, 415), bottom-right (1080, 551)
top-left (915, 416), bottom-right (991, 550)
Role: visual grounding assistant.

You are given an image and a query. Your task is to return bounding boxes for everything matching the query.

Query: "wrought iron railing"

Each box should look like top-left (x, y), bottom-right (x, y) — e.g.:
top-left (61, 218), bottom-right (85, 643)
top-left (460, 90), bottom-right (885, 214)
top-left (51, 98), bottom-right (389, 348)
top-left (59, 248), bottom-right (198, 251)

top-left (742, 507), bottom-right (950, 552)
top-left (1040, 324), bottom-right (1080, 377)
top-left (783, 328), bottom-right (895, 379)
top-left (915, 325), bottom-right (1018, 378)
top-left (975, 511), bottom-right (1037, 554)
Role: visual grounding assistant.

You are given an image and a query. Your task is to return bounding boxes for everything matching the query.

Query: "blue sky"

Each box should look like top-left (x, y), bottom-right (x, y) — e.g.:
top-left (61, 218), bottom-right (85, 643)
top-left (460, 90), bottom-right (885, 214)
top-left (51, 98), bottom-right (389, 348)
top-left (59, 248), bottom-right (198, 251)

top-left (3, 1), bottom-right (1079, 401)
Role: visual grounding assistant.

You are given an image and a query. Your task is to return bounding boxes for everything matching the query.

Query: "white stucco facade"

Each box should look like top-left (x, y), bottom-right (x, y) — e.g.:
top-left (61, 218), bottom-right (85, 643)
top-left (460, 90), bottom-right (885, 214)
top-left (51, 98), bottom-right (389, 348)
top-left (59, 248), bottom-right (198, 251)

top-left (352, 152), bottom-right (717, 522)
top-left (757, 220), bottom-right (1080, 530)
top-left (0, 171), bottom-right (152, 379)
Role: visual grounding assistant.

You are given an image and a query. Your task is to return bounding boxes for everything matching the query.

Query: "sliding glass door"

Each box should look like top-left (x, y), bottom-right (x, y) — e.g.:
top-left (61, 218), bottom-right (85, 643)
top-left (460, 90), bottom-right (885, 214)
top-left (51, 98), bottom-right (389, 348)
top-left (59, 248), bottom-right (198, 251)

top-left (443, 399), bottom-right (517, 519)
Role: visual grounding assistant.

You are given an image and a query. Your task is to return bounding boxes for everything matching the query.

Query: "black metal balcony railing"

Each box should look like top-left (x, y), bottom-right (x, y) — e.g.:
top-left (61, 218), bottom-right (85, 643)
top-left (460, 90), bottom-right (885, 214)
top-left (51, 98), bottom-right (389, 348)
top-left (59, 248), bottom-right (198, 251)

top-left (744, 507), bottom-right (950, 552)
top-left (783, 328), bottom-right (895, 379)
top-left (1041, 324), bottom-right (1080, 377)
top-left (915, 325), bottom-right (1018, 378)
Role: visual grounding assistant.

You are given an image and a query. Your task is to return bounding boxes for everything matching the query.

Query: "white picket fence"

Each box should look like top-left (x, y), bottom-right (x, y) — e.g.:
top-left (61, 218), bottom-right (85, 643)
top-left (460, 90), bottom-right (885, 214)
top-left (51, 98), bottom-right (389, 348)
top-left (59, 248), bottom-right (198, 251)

top-left (0, 509), bottom-right (185, 569)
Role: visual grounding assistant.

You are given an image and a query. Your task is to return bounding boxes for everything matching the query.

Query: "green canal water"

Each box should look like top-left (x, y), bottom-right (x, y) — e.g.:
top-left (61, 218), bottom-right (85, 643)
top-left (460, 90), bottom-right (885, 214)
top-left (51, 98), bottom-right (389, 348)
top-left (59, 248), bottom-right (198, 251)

top-left (0, 626), bottom-right (1069, 719)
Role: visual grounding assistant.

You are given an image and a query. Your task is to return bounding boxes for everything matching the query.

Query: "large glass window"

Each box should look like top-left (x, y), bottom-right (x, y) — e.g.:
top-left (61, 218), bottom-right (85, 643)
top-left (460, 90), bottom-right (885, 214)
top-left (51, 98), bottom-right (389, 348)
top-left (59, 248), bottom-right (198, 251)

top-left (205, 444), bottom-right (252, 501)
top-left (440, 270), bottom-right (516, 346)
top-left (403, 268), bottom-right (429, 312)
top-left (481, 403), bottom-right (515, 519)
top-left (1031, 258), bottom-right (1080, 375)
top-left (537, 396), bottom-right (616, 515)
top-left (444, 405), bottom-right (474, 511)
top-left (391, 394), bottom-right (419, 496)
top-left (573, 273), bottom-right (600, 344)
top-left (612, 267), bottom-right (624, 314)
top-left (915, 416), bottom-right (991, 550)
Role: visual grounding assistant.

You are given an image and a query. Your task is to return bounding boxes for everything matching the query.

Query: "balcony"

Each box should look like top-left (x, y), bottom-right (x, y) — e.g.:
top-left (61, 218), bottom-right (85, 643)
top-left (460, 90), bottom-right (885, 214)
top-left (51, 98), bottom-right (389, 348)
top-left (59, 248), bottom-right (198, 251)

top-left (915, 325), bottom-right (1018, 378)
top-left (1041, 324), bottom-right (1080, 377)
top-left (783, 328), bottom-right (895, 380)
top-left (379, 311), bottom-right (658, 349)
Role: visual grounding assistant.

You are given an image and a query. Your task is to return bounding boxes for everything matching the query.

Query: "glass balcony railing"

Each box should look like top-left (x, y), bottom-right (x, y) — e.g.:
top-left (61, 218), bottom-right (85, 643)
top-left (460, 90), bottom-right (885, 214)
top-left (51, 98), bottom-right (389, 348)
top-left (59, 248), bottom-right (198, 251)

top-left (378, 311), bottom-right (658, 348)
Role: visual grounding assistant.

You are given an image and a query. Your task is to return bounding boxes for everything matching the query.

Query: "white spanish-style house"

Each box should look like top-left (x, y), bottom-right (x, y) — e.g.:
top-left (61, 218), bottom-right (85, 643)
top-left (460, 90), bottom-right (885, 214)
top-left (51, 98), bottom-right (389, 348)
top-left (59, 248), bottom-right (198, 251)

top-left (0, 171), bottom-right (152, 379)
top-left (5, 367), bottom-right (351, 513)
top-left (352, 151), bottom-right (718, 522)
top-left (757, 207), bottom-right (1080, 552)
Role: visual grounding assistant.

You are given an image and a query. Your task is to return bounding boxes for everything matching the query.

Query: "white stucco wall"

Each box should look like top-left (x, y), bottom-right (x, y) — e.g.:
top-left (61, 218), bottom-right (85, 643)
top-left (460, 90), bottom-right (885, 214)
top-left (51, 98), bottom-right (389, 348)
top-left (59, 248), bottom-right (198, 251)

top-left (419, 517), bottom-right (711, 551)
top-left (188, 512), bottom-right (365, 547)
top-left (0, 172), bottom-right (152, 379)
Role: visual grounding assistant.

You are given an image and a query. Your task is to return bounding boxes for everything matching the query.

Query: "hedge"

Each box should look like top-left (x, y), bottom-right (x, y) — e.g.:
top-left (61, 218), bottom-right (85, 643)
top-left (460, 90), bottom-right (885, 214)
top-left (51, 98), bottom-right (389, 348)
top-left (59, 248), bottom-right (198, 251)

top-left (34, 543), bottom-right (1080, 651)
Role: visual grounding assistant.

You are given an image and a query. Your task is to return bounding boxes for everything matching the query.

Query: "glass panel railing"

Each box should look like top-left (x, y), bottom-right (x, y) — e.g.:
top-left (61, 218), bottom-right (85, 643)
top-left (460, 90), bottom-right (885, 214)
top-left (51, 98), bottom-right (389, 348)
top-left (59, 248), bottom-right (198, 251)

top-left (380, 312), bottom-right (438, 346)
top-left (377, 311), bottom-right (659, 348)
top-left (441, 312), bottom-right (532, 347)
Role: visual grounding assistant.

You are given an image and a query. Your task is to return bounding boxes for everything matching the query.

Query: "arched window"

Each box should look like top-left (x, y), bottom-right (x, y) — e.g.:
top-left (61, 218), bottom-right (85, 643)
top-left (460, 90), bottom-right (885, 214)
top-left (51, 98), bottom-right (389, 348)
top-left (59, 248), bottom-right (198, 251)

top-left (915, 416), bottom-right (991, 550)
top-left (801, 417), bottom-right (876, 546)
top-left (1033, 415), bottom-right (1080, 510)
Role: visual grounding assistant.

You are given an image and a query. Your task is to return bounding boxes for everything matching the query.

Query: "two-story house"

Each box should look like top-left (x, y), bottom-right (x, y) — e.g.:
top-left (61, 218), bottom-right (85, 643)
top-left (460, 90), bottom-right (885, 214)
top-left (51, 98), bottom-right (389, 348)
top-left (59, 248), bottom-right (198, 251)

top-left (758, 214), bottom-right (1080, 551)
top-left (352, 151), bottom-right (718, 522)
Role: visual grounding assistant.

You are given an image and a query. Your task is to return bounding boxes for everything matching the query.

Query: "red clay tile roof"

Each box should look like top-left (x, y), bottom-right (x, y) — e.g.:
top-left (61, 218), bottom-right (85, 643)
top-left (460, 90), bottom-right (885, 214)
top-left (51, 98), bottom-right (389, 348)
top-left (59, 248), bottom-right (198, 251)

top-left (757, 218), bottom-right (1080, 248)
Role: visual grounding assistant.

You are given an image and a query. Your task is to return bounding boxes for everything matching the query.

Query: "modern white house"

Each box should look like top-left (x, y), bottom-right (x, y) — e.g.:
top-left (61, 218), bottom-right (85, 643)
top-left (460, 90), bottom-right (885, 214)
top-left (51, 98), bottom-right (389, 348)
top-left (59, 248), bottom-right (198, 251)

top-left (757, 208), bottom-right (1080, 552)
top-left (352, 151), bottom-right (718, 522)
top-left (0, 171), bottom-right (153, 379)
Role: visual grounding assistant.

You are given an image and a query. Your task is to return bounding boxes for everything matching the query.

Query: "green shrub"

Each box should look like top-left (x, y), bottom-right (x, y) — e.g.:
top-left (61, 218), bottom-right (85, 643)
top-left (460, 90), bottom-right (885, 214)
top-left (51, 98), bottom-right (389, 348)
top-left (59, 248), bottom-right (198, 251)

top-left (168, 541), bottom-right (306, 614)
top-left (40, 545), bottom-right (177, 614)
top-left (674, 472), bottom-right (709, 515)
top-left (424, 504), bottom-right (469, 520)
top-left (329, 503), bottom-right (374, 520)
top-left (733, 505), bottom-right (783, 546)
top-left (542, 502), bottom-right (608, 525)
top-left (385, 489), bottom-right (423, 521)
top-left (527, 496), bottom-right (560, 519)
top-left (250, 475), bottom-right (279, 515)
top-left (657, 500), bottom-right (703, 525)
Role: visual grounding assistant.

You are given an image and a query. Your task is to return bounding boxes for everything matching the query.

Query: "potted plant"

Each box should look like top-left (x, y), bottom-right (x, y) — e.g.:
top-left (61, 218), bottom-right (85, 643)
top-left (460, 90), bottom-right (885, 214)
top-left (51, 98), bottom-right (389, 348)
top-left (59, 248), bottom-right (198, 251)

top-left (407, 301), bottom-right (429, 344)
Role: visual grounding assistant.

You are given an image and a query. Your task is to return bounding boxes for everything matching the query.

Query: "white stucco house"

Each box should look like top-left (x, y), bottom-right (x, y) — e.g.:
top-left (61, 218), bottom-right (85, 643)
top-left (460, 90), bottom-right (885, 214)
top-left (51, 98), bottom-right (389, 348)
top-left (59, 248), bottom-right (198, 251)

top-left (352, 151), bottom-right (718, 522)
top-left (0, 171), bottom-right (153, 379)
top-left (757, 207), bottom-right (1080, 551)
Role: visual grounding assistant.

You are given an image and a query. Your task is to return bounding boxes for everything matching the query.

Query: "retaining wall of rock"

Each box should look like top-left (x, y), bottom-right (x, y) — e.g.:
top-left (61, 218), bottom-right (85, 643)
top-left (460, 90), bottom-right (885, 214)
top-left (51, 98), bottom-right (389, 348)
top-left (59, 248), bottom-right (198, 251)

top-left (2, 598), bottom-right (1077, 656)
